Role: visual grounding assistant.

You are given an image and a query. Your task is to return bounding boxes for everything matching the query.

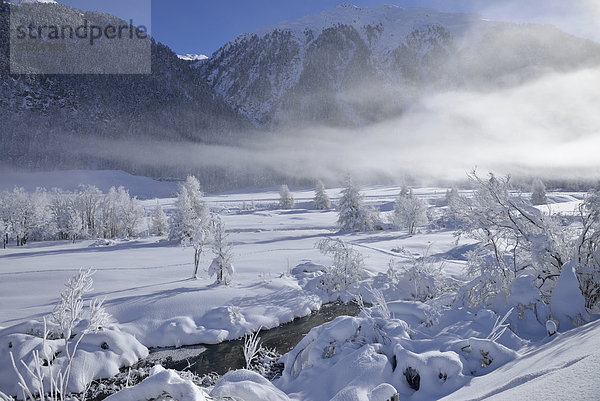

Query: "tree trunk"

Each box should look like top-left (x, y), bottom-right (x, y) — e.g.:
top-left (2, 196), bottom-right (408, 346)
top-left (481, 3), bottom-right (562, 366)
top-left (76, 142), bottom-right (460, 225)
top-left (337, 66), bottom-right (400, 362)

top-left (193, 248), bottom-right (201, 279)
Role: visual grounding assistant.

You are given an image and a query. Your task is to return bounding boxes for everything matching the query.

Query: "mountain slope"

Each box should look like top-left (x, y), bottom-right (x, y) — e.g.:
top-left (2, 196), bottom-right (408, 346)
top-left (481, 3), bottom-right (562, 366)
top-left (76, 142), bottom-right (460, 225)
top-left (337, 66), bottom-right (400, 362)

top-left (200, 4), bottom-right (600, 127)
top-left (0, 2), bottom-right (249, 175)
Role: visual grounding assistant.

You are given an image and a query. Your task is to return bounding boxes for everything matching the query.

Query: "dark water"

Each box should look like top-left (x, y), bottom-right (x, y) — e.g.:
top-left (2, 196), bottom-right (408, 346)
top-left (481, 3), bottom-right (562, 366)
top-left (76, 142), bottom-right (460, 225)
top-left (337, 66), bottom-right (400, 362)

top-left (153, 302), bottom-right (362, 376)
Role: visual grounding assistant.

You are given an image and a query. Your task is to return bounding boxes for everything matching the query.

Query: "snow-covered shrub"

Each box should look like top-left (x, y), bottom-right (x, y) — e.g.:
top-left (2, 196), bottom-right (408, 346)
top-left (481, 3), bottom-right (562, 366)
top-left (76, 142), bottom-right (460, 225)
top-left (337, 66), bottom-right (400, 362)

top-left (150, 200), bottom-right (168, 236)
top-left (392, 189), bottom-right (428, 235)
top-left (505, 275), bottom-right (550, 337)
top-left (243, 329), bottom-right (264, 370)
top-left (278, 315), bottom-right (410, 400)
top-left (393, 347), bottom-right (466, 394)
top-left (3, 269), bottom-right (148, 399)
top-left (398, 253), bottom-right (445, 302)
top-left (313, 180), bottom-right (331, 210)
top-left (550, 261), bottom-right (589, 330)
top-left (278, 185), bottom-right (294, 209)
top-left (444, 337), bottom-right (518, 377)
top-left (208, 215), bottom-right (234, 285)
top-left (530, 178), bottom-right (548, 205)
top-left (316, 238), bottom-right (365, 293)
top-left (337, 176), bottom-right (378, 232)
top-left (169, 176), bottom-right (211, 279)
top-left (103, 366), bottom-right (208, 401)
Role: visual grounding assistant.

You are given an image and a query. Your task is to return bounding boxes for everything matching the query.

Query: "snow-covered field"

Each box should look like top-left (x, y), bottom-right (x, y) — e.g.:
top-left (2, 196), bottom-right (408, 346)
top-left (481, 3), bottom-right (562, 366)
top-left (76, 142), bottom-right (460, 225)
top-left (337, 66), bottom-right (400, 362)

top-left (0, 172), bottom-right (598, 400)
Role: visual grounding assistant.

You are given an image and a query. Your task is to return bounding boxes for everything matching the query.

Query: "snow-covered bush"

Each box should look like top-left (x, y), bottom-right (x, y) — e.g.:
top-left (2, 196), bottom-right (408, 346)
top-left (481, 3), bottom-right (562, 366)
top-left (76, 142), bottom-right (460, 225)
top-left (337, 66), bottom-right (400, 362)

top-left (3, 268), bottom-right (147, 399)
top-left (337, 177), bottom-right (377, 232)
top-left (316, 238), bottom-right (365, 293)
top-left (550, 261), bottom-right (589, 330)
top-left (243, 329), bottom-right (264, 370)
top-left (278, 185), bottom-right (294, 209)
top-left (150, 200), bottom-right (169, 236)
top-left (313, 180), bottom-right (331, 210)
top-left (169, 176), bottom-right (211, 279)
top-left (103, 366), bottom-right (208, 401)
top-left (392, 189), bottom-right (428, 235)
top-left (208, 215), bottom-right (234, 285)
top-left (399, 253), bottom-right (445, 302)
top-left (530, 178), bottom-right (548, 205)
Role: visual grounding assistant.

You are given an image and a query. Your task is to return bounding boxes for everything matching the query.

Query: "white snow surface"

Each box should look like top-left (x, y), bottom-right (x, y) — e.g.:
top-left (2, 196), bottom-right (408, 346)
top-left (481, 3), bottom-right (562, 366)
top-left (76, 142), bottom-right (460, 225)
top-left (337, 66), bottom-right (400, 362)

top-left (177, 53), bottom-right (209, 62)
top-left (442, 319), bottom-right (600, 400)
top-left (0, 177), bottom-right (597, 399)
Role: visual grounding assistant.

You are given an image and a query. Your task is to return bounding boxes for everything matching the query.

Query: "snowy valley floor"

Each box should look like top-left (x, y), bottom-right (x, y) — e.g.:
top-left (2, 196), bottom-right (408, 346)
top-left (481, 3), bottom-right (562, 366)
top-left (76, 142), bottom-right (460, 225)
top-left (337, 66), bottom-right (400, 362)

top-left (0, 177), bottom-right (597, 400)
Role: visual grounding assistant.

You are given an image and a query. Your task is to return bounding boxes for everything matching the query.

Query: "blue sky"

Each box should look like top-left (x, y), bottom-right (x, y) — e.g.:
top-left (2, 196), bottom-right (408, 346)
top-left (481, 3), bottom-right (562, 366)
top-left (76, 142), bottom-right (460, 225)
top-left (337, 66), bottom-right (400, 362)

top-left (59, 0), bottom-right (600, 56)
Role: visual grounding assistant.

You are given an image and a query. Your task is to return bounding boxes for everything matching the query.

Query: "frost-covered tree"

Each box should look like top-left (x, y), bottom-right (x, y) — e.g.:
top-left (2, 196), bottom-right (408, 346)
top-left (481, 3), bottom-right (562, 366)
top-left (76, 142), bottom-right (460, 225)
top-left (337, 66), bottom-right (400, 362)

top-left (392, 189), bottom-right (428, 235)
top-left (313, 180), bottom-right (331, 210)
top-left (445, 186), bottom-right (460, 206)
top-left (0, 192), bottom-right (11, 248)
top-left (4, 187), bottom-right (49, 246)
top-left (279, 184), bottom-right (294, 209)
top-left (169, 176), bottom-right (211, 279)
top-left (50, 188), bottom-right (82, 242)
top-left (121, 194), bottom-right (144, 238)
top-left (531, 178), bottom-right (548, 205)
top-left (208, 215), bottom-right (234, 285)
top-left (99, 186), bottom-right (143, 239)
top-left (576, 190), bottom-right (600, 309)
top-left (151, 200), bottom-right (169, 236)
top-left (337, 176), bottom-right (376, 232)
top-left (74, 184), bottom-right (103, 237)
top-left (317, 238), bottom-right (365, 293)
top-left (452, 171), bottom-right (569, 307)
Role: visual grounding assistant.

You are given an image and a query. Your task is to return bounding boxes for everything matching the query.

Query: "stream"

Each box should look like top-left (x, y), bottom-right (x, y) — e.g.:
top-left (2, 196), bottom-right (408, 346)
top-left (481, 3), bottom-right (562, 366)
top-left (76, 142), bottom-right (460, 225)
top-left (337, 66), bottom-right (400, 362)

top-left (148, 302), bottom-right (362, 377)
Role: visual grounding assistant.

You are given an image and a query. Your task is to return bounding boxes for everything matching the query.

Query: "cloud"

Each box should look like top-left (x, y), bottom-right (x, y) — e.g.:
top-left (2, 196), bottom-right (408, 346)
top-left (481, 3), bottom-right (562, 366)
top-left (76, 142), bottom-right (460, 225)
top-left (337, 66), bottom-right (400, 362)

top-left (79, 68), bottom-right (600, 186)
top-left (476, 0), bottom-right (600, 42)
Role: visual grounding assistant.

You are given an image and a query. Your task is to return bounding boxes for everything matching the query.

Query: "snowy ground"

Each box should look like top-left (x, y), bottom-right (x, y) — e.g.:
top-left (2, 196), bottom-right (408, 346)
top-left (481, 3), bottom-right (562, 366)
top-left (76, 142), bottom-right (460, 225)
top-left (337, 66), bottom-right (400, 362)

top-left (0, 185), bottom-right (464, 345)
top-left (0, 171), bottom-right (597, 400)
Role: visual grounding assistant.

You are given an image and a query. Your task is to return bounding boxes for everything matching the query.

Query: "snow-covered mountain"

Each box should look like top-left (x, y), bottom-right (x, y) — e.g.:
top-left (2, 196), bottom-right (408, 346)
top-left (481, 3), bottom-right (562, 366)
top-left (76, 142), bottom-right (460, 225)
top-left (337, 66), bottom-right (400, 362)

top-left (200, 4), bottom-right (600, 126)
top-left (177, 53), bottom-right (208, 62)
top-left (0, 2), bottom-right (248, 179)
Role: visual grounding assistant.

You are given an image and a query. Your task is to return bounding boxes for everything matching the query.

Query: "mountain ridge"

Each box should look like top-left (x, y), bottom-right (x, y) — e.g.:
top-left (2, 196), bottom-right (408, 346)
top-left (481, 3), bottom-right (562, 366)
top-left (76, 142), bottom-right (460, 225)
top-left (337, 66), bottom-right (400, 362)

top-left (200, 4), bottom-right (600, 127)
